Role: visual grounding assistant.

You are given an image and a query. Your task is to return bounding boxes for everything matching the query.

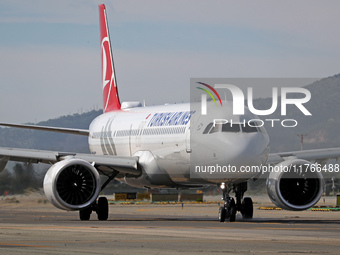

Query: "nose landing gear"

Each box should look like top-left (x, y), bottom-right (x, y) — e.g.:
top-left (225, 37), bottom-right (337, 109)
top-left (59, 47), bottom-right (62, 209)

top-left (219, 182), bottom-right (253, 222)
top-left (219, 197), bottom-right (236, 222)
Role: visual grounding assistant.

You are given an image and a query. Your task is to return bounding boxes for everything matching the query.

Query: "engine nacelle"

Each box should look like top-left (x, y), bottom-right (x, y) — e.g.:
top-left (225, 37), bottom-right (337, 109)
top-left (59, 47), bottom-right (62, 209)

top-left (266, 159), bottom-right (324, 211)
top-left (43, 158), bottom-right (101, 211)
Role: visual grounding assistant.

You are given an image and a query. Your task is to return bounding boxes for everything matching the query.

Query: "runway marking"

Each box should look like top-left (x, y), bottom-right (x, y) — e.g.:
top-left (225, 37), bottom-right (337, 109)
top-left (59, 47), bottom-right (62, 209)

top-left (135, 208), bottom-right (216, 214)
top-left (0, 243), bottom-right (50, 248)
top-left (1, 224), bottom-right (340, 232)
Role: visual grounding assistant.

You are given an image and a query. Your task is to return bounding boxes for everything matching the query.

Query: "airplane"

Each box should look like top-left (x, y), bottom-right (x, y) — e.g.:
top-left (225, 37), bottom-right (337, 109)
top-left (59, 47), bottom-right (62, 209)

top-left (1, 4), bottom-right (340, 222)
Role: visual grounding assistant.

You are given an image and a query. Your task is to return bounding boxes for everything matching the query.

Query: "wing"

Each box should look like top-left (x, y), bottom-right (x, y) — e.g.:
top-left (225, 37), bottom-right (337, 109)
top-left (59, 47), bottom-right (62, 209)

top-left (0, 123), bottom-right (89, 136)
top-left (0, 147), bottom-right (140, 177)
top-left (0, 123), bottom-right (141, 176)
top-left (267, 147), bottom-right (340, 165)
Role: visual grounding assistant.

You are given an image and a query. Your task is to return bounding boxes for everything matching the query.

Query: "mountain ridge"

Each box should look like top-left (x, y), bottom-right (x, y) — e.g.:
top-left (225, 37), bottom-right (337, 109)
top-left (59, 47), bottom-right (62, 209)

top-left (0, 73), bottom-right (339, 153)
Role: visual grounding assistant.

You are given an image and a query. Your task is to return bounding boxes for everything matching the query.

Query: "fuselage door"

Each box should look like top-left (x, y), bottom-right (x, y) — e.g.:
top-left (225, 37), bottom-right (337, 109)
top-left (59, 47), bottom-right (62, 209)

top-left (136, 121), bottom-right (146, 148)
top-left (185, 125), bottom-right (191, 153)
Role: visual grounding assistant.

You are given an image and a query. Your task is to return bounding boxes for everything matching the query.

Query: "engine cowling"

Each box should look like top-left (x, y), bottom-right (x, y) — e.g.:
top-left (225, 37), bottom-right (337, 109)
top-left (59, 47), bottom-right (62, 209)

top-left (43, 158), bottom-right (101, 211)
top-left (266, 159), bottom-right (324, 211)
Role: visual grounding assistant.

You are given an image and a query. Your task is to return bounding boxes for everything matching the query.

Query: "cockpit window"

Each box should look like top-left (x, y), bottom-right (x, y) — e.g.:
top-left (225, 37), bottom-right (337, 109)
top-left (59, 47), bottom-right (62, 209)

top-left (204, 121), bottom-right (263, 134)
top-left (256, 122), bottom-right (267, 134)
top-left (241, 121), bottom-right (258, 133)
top-left (222, 123), bottom-right (240, 132)
top-left (210, 123), bottom-right (222, 133)
top-left (203, 123), bottom-right (214, 134)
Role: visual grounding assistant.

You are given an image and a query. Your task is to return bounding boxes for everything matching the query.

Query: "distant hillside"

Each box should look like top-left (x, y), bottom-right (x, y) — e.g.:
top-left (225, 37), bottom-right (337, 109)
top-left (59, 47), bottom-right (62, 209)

top-left (0, 110), bottom-right (102, 153)
top-left (1, 74), bottom-right (339, 154)
top-left (251, 74), bottom-right (340, 152)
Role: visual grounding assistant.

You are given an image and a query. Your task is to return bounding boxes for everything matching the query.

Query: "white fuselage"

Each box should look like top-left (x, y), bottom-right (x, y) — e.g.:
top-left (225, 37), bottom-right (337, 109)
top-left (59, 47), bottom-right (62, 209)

top-left (88, 102), bottom-right (270, 188)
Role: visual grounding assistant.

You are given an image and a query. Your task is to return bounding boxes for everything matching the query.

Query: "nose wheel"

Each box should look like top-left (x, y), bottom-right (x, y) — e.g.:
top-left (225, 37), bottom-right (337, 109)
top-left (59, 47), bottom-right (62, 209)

top-left (219, 197), bottom-right (236, 222)
top-left (219, 182), bottom-right (253, 222)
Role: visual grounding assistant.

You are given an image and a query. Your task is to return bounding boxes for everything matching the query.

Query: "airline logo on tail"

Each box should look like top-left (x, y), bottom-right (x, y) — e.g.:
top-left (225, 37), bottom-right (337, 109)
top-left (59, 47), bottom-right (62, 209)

top-left (99, 4), bottom-right (121, 112)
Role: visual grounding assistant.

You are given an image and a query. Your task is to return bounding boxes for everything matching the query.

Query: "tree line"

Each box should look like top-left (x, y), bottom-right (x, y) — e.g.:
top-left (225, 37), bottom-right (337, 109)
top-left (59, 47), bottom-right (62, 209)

top-left (0, 164), bottom-right (46, 195)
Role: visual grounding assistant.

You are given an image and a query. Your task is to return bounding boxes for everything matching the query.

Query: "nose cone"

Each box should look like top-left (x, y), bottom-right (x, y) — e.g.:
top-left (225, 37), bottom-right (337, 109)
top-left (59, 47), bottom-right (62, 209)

top-left (219, 132), bottom-right (269, 181)
top-left (190, 131), bottom-right (270, 182)
top-left (189, 104), bottom-right (270, 182)
top-left (224, 132), bottom-right (269, 169)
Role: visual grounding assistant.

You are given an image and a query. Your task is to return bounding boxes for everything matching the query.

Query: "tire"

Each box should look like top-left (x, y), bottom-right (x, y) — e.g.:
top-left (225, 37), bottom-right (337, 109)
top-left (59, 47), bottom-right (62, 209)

top-left (218, 206), bottom-right (226, 222)
top-left (97, 197), bottom-right (109, 221)
top-left (241, 197), bottom-right (253, 219)
top-left (79, 207), bottom-right (92, 221)
top-left (228, 198), bottom-right (236, 222)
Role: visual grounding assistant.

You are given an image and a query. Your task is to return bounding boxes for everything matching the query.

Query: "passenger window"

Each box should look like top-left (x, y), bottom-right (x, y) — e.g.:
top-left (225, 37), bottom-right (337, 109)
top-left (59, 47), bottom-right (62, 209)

top-left (222, 123), bottom-right (240, 132)
top-left (241, 122), bottom-right (258, 133)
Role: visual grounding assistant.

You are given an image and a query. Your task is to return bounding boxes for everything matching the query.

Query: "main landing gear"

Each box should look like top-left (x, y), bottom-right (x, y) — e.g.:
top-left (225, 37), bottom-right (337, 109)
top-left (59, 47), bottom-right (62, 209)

top-left (218, 182), bottom-right (253, 222)
top-left (79, 196), bottom-right (109, 221)
top-left (79, 170), bottom-right (118, 221)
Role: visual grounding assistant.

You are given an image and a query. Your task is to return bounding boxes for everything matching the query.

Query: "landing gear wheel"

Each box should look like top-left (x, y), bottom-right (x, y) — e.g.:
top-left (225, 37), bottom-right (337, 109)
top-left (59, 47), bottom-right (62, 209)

top-left (241, 197), bottom-right (253, 219)
top-left (97, 197), bottom-right (109, 221)
top-left (227, 198), bottom-right (236, 222)
top-left (79, 207), bottom-right (92, 221)
top-left (219, 206), bottom-right (226, 222)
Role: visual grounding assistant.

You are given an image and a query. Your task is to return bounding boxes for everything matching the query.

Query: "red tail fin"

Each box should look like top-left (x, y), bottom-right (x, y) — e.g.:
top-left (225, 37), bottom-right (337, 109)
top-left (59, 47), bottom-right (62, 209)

top-left (99, 4), bottom-right (121, 112)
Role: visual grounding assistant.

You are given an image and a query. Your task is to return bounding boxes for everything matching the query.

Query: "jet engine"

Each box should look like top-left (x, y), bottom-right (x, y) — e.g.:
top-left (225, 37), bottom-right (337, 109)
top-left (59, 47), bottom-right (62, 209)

top-left (266, 159), bottom-right (324, 211)
top-left (43, 158), bottom-right (101, 211)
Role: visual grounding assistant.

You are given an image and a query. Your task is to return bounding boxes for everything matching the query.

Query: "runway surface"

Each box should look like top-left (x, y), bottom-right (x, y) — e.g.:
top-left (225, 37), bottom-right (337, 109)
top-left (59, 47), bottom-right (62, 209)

top-left (0, 195), bottom-right (340, 254)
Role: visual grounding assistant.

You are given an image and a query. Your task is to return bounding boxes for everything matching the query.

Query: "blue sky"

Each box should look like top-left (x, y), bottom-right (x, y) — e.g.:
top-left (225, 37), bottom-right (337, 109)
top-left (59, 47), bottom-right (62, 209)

top-left (1, 0), bottom-right (340, 123)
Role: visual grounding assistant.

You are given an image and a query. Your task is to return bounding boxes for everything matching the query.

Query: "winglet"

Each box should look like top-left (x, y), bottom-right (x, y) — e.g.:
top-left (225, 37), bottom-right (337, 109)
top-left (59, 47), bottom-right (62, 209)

top-left (99, 4), bottom-right (121, 112)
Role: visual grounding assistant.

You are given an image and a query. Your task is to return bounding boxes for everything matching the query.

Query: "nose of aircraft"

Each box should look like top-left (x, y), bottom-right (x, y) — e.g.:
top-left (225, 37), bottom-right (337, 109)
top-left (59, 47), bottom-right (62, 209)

top-left (219, 132), bottom-right (270, 178)
top-left (190, 124), bottom-right (270, 181)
